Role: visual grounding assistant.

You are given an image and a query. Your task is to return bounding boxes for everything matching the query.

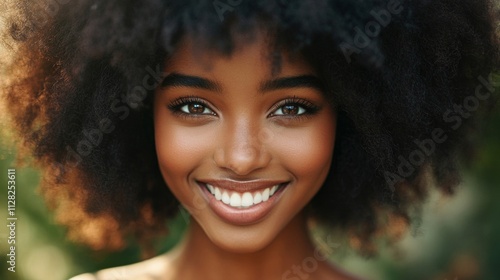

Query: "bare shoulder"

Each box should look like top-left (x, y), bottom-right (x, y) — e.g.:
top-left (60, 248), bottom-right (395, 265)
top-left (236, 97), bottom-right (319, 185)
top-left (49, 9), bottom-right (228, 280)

top-left (68, 253), bottom-right (175, 280)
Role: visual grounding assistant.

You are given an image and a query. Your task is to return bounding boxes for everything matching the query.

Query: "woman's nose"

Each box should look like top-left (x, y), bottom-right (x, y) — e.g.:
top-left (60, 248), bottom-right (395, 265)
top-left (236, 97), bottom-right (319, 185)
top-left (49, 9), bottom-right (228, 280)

top-left (213, 120), bottom-right (272, 176)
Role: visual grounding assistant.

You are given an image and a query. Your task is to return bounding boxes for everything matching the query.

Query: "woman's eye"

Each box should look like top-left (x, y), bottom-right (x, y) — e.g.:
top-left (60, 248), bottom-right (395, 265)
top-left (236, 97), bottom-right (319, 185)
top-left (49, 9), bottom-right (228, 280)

top-left (167, 97), bottom-right (217, 117)
top-left (273, 104), bottom-right (307, 116)
top-left (179, 103), bottom-right (214, 115)
top-left (268, 98), bottom-right (321, 120)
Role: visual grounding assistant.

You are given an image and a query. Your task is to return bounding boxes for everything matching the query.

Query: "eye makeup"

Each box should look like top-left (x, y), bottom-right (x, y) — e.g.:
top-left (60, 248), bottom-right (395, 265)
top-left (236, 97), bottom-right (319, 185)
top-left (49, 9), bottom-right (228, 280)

top-left (166, 95), bottom-right (322, 122)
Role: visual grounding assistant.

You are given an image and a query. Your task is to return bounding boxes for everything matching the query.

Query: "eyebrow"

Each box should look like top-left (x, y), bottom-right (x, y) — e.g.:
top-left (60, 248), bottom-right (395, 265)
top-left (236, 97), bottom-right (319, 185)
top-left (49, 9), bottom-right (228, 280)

top-left (260, 75), bottom-right (324, 92)
top-left (161, 73), bottom-right (324, 93)
top-left (161, 73), bottom-right (222, 92)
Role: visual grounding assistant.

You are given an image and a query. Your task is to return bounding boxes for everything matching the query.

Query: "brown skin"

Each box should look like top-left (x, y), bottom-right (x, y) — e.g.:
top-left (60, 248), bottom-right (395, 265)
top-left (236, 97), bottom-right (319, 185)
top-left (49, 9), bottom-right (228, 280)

top-left (71, 34), bottom-right (360, 280)
top-left (155, 34), bottom-right (336, 254)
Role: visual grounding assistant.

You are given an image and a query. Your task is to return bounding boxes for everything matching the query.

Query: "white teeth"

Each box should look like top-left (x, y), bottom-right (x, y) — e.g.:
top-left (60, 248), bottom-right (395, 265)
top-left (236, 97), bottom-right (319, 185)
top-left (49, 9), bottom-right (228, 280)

top-left (214, 187), bottom-right (222, 200)
top-left (230, 192), bottom-right (242, 207)
top-left (262, 188), bottom-right (270, 202)
top-left (222, 191), bottom-right (230, 204)
top-left (241, 192), bottom-right (253, 207)
top-left (205, 183), bottom-right (283, 209)
top-left (270, 185), bottom-right (278, 196)
top-left (253, 192), bottom-right (262, 204)
top-left (207, 184), bottom-right (215, 194)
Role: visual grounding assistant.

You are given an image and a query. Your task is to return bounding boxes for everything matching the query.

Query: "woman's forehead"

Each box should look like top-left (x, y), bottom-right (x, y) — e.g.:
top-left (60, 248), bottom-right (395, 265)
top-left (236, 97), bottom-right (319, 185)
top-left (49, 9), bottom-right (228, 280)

top-left (165, 32), bottom-right (316, 78)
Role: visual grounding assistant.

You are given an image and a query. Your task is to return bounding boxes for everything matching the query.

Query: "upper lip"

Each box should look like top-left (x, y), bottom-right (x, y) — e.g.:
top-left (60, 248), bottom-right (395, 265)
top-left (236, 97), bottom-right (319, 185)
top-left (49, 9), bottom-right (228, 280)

top-left (198, 179), bottom-right (288, 193)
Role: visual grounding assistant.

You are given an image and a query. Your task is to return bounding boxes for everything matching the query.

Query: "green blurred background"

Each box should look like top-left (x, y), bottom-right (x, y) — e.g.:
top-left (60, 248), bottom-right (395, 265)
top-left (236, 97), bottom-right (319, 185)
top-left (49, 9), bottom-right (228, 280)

top-left (0, 98), bottom-right (499, 280)
top-left (0, 14), bottom-right (499, 278)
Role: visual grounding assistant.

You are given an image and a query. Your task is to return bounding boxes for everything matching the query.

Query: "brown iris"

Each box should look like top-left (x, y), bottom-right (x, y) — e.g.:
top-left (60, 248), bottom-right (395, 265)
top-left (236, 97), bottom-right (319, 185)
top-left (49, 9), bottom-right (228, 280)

top-left (188, 103), bottom-right (205, 114)
top-left (282, 104), bottom-right (299, 115)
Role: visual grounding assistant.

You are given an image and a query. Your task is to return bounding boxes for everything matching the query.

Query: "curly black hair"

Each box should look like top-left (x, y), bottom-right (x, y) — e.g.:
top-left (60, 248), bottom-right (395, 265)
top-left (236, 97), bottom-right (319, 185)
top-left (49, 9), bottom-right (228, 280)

top-left (1, 0), bottom-right (499, 255)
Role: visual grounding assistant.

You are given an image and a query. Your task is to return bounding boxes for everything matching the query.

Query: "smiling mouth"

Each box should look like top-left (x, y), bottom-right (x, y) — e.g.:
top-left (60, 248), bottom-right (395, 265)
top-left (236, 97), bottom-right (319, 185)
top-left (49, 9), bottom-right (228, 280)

top-left (203, 183), bottom-right (285, 209)
top-left (197, 180), bottom-right (290, 225)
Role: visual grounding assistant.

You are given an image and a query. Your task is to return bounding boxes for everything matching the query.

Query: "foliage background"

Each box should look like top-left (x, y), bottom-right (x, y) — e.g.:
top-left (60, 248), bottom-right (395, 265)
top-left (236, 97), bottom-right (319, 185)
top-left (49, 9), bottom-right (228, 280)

top-left (0, 77), bottom-right (499, 280)
top-left (0, 6), bottom-right (499, 279)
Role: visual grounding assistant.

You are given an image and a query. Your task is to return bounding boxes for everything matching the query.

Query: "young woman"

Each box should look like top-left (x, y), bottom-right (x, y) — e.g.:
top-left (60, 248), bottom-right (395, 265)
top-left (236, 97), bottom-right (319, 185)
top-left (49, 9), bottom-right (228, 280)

top-left (2, 0), bottom-right (499, 279)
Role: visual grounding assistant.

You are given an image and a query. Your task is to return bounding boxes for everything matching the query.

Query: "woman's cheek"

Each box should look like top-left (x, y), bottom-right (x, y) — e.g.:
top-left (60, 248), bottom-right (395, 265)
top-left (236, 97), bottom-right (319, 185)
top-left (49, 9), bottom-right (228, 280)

top-left (271, 120), bottom-right (335, 189)
top-left (155, 120), bottom-right (213, 194)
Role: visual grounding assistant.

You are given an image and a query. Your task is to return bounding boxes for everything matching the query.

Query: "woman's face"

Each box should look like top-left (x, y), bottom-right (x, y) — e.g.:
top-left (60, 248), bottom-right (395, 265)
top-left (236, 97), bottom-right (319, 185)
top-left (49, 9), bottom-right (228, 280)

top-left (154, 35), bottom-right (337, 252)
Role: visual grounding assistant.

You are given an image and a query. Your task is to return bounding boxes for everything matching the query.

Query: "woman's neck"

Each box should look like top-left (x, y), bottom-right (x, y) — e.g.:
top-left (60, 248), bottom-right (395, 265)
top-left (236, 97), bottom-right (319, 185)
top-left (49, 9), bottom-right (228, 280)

top-left (168, 211), bottom-right (321, 280)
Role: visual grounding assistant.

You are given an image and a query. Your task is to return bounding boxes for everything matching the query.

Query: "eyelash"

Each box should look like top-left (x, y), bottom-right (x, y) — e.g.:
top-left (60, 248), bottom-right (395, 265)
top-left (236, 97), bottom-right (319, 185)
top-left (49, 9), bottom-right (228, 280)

top-left (167, 96), bottom-right (215, 118)
top-left (268, 97), bottom-right (320, 119)
top-left (167, 96), bottom-right (320, 120)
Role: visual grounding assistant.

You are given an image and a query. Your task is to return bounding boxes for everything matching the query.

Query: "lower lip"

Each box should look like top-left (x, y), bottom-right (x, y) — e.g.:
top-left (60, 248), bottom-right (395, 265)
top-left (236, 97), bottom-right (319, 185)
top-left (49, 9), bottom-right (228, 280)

top-left (198, 183), bottom-right (288, 226)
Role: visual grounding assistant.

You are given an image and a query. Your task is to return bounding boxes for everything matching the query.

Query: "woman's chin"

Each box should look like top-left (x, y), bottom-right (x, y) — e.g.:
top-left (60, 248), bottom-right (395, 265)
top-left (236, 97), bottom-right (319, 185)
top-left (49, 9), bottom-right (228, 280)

top-left (196, 220), bottom-right (279, 253)
top-left (208, 233), bottom-right (273, 254)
